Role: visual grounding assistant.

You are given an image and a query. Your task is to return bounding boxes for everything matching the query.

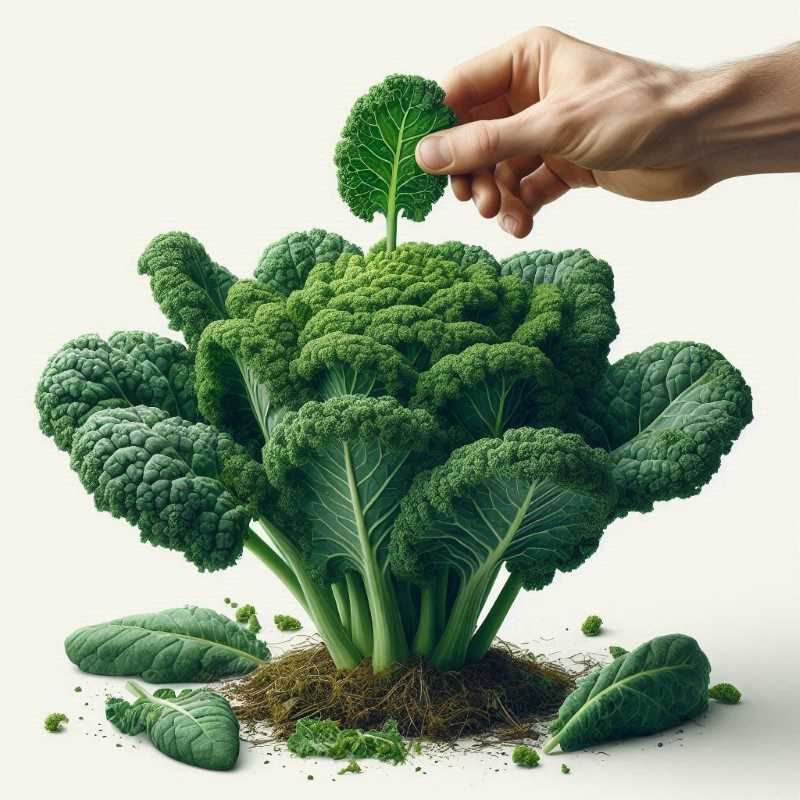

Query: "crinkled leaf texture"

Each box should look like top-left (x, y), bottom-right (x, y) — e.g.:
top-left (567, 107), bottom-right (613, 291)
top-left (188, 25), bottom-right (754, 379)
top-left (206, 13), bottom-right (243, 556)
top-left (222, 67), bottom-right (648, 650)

top-left (287, 716), bottom-right (409, 763)
top-left (65, 606), bottom-right (268, 682)
top-left (35, 331), bottom-right (198, 451)
top-left (69, 406), bottom-right (256, 571)
top-left (579, 342), bottom-right (753, 516)
top-left (544, 634), bottom-right (710, 753)
top-left (106, 683), bottom-right (240, 770)
top-left (334, 75), bottom-right (457, 224)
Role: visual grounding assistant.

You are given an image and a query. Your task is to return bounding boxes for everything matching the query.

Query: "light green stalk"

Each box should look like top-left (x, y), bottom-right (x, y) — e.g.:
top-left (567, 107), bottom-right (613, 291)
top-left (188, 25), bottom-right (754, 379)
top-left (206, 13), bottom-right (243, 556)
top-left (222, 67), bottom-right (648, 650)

top-left (466, 571), bottom-right (524, 663)
top-left (345, 572), bottom-right (374, 657)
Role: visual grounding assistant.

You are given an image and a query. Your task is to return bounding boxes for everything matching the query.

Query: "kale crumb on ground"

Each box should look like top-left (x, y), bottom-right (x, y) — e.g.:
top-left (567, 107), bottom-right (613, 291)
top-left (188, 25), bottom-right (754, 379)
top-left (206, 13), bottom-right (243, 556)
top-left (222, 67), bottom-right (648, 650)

top-left (511, 744), bottom-right (540, 768)
top-left (44, 712), bottom-right (69, 732)
top-left (709, 682), bottom-right (742, 704)
top-left (274, 614), bottom-right (303, 632)
top-left (581, 615), bottom-right (603, 636)
top-left (561, 763), bottom-right (570, 774)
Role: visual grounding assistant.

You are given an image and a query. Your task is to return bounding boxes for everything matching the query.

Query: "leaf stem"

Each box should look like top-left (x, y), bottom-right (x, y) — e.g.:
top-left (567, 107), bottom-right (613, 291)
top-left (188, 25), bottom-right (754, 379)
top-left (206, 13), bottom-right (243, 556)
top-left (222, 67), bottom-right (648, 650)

top-left (466, 571), bottom-right (524, 662)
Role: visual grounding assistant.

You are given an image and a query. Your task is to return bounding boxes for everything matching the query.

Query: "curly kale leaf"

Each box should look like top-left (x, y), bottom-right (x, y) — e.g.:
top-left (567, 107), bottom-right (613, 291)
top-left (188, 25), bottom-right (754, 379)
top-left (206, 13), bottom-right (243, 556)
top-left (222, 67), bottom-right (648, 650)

top-left (138, 231), bottom-right (237, 349)
top-left (69, 407), bottom-right (261, 571)
top-left (335, 75), bottom-right (456, 249)
top-left (255, 229), bottom-right (362, 296)
top-left (36, 331), bottom-right (198, 452)
top-left (579, 341), bottom-right (753, 516)
top-left (287, 716), bottom-right (409, 764)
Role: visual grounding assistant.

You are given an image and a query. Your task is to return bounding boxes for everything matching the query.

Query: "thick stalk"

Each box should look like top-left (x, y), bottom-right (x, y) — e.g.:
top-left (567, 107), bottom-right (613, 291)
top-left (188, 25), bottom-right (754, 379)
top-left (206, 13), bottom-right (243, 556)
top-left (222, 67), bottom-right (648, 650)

top-left (345, 571), bottom-right (374, 657)
top-left (257, 518), bottom-right (361, 669)
top-left (466, 571), bottom-right (524, 663)
top-left (385, 208), bottom-right (398, 252)
top-left (412, 584), bottom-right (438, 657)
top-left (429, 570), bottom-right (494, 671)
top-left (244, 530), bottom-right (305, 609)
top-left (395, 579), bottom-right (418, 644)
top-left (433, 568), bottom-right (449, 634)
top-left (342, 445), bottom-right (408, 671)
top-left (331, 578), bottom-right (351, 633)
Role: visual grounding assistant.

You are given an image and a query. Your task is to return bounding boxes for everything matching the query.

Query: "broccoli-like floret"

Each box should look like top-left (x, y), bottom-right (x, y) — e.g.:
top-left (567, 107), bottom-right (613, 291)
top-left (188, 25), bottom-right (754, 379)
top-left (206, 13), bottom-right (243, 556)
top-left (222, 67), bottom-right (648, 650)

top-left (709, 682), bottom-right (741, 704)
top-left (274, 614), bottom-right (302, 632)
top-left (561, 763), bottom-right (570, 774)
top-left (248, 615), bottom-right (262, 634)
top-left (581, 615), bottom-right (603, 636)
top-left (44, 713), bottom-right (68, 732)
top-left (609, 645), bottom-right (628, 658)
top-left (235, 604), bottom-right (256, 623)
top-left (512, 744), bottom-right (540, 768)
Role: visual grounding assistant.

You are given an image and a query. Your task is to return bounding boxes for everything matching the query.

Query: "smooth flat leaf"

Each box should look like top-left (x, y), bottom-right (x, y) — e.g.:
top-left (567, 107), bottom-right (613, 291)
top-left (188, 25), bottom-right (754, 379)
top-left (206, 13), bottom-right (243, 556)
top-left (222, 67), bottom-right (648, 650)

top-left (65, 606), bottom-right (268, 682)
top-left (107, 683), bottom-right (240, 770)
top-left (544, 634), bottom-right (710, 753)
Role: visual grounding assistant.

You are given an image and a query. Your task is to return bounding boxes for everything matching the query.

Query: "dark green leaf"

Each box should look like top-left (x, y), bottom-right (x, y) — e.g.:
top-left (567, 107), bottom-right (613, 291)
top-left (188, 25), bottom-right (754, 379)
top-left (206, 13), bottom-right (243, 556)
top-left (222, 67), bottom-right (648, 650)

top-left (287, 716), bottom-right (408, 764)
top-left (65, 606), bottom-right (268, 682)
top-left (543, 634), bottom-right (710, 753)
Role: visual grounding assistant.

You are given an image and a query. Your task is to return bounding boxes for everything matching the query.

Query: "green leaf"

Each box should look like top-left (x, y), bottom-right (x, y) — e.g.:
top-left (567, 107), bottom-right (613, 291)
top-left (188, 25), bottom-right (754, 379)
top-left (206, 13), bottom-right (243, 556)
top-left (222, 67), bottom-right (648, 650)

top-left (287, 716), bottom-right (409, 764)
top-left (543, 634), bottom-right (710, 753)
top-left (106, 682), bottom-right (240, 770)
top-left (255, 229), bottom-right (362, 296)
top-left (335, 74), bottom-right (457, 249)
top-left (138, 231), bottom-right (237, 349)
top-left (36, 331), bottom-right (198, 452)
top-left (579, 342), bottom-right (753, 515)
top-left (69, 407), bottom-right (257, 571)
top-left (392, 427), bottom-right (615, 592)
top-left (502, 249), bottom-right (618, 391)
top-left (65, 606), bottom-right (268, 682)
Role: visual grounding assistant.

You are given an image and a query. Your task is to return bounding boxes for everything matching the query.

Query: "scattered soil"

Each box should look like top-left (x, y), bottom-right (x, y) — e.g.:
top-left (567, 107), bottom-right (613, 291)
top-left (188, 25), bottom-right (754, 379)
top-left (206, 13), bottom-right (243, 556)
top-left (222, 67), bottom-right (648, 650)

top-left (225, 639), bottom-right (578, 741)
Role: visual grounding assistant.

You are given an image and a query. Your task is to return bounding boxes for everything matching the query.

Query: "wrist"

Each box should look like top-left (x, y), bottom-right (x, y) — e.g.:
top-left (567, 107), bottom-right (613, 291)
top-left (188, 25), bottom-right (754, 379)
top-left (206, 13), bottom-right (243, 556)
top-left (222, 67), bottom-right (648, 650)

top-left (680, 45), bottom-right (800, 182)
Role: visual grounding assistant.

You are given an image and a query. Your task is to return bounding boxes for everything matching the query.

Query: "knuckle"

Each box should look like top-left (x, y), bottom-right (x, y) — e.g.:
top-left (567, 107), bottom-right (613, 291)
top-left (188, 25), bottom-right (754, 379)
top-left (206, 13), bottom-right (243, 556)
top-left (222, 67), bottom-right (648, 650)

top-left (472, 120), bottom-right (500, 160)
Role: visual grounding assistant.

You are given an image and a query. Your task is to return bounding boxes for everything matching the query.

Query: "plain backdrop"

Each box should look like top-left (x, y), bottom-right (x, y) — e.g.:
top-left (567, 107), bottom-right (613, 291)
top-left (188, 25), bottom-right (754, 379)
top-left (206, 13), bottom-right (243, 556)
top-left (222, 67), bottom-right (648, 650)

top-left (2, 1), bottom-right (798, 798)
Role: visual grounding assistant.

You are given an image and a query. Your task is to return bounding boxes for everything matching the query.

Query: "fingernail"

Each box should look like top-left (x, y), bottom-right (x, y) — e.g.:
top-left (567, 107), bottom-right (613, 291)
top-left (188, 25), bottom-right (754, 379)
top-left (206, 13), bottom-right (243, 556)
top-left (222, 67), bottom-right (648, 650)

top-left (417, 136), bottom-right (453, 170)
top-left (501, 215), bottom-right (519, 236)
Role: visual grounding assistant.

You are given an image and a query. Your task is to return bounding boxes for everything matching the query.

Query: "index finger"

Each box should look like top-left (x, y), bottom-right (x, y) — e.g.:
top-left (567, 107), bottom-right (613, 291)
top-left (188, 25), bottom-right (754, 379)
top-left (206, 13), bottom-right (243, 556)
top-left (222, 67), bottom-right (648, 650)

top-left (442, 34), bottom-right (538, 120)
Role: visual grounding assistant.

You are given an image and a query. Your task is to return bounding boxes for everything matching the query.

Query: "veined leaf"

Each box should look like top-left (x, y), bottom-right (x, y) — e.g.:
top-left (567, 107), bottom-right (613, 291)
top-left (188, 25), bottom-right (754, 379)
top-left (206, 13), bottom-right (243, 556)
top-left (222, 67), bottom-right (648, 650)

top-left (335, 74), bottom-right (456, 249)
top-left (36, 331), bottom-right (198, 452)
top-left (544, 634), bottom-right (710, 753)
top-left (65, 606), bottom-right (269, 682)
top-left (107, 682), bottom-right (240, 770)
top-left (579, 342), bottom-right (753, 515)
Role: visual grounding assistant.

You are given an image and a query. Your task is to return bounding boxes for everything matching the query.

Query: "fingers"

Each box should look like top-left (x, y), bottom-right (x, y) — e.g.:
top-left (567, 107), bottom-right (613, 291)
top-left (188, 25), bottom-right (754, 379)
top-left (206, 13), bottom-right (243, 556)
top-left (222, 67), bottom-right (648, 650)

top-left (496, 181), bottom-right (534, 238)
top-left (471, 169), bottom-right (502, 218)
top-left (451, 175), bottom-right (472, 202)
top-left (416, 104), bottom-right (554, 176)
top-left (520, 156), bottom-right (596, 215)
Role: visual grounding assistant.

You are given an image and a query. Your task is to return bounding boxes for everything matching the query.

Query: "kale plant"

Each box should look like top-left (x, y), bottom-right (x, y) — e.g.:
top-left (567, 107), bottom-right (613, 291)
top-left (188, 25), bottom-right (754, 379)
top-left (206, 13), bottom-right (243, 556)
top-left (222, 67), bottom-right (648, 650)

top-left (36, 75), bottom-right (752, 674)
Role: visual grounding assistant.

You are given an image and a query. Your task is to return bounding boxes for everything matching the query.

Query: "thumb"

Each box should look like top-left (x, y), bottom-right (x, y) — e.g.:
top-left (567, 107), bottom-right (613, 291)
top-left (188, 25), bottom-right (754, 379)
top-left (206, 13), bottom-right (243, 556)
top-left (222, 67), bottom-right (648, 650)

top-left (416, 105), bottom-right (554, 175)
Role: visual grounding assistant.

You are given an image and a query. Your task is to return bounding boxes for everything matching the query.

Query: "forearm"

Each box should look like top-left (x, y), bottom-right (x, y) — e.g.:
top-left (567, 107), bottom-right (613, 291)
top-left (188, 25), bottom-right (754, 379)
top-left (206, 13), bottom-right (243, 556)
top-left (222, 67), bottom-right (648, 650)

top-left (686, 44), bottom-right (800, 181)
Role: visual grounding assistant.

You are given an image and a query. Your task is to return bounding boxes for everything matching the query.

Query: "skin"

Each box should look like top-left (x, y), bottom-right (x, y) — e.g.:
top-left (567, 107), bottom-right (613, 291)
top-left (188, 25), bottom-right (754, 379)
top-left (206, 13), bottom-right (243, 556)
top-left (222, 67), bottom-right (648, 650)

top-left (415, 28), bottom-right (800, 237)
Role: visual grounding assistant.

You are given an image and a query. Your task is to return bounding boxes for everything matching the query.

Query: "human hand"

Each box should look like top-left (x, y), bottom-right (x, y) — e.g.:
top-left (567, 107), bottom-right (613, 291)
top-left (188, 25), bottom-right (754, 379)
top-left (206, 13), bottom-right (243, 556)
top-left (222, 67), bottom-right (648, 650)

top-left (416, 28), bottom-right (800, 237)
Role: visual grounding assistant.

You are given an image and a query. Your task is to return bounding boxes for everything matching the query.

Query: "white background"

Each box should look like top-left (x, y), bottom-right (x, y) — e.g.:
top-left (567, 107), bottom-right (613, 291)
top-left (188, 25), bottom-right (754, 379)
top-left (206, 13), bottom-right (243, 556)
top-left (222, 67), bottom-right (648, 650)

top-left (2, 1), bottom-right (799, 798)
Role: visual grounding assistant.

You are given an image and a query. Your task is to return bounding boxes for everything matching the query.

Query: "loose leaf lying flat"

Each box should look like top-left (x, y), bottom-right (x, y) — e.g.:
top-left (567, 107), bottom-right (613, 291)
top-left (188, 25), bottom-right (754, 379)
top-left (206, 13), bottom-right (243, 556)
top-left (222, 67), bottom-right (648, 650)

top-left (107, 682), bottom-right (240, 770)
top-left (65, 606), bottom-right (268, 682)
top-left (543, 633), bottom-right (710, 753)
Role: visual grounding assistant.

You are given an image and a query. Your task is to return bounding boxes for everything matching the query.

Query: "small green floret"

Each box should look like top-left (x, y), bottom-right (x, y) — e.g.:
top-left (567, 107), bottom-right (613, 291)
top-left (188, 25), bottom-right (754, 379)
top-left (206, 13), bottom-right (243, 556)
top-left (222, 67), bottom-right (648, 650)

top-left (581, 615), bottom-right (603, 636)
top-left (74, 686), bottom-right (82, 692)
top-left (709, 682), bottom-right (741, 704)
top-left (609, 645), bottom-right (627, 658)
top-left (236, 603), bottom-right (256, 623)
top-left (512, 744), bottom-right (540, 768)
top-left (338, 760), bottom-right (362, 775)
top-left (561, 763), bottom-right (570, 774)
top-left (230, 602), bottom-right (238, 609)
top-left (275, 614), bottom-right (302, 632)
top-left (44, 712), bottom-right (68, 732)
top-left (224, 597), bottom-right (231, 605)
top-left (248, 614), bottom-right (262, 634)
